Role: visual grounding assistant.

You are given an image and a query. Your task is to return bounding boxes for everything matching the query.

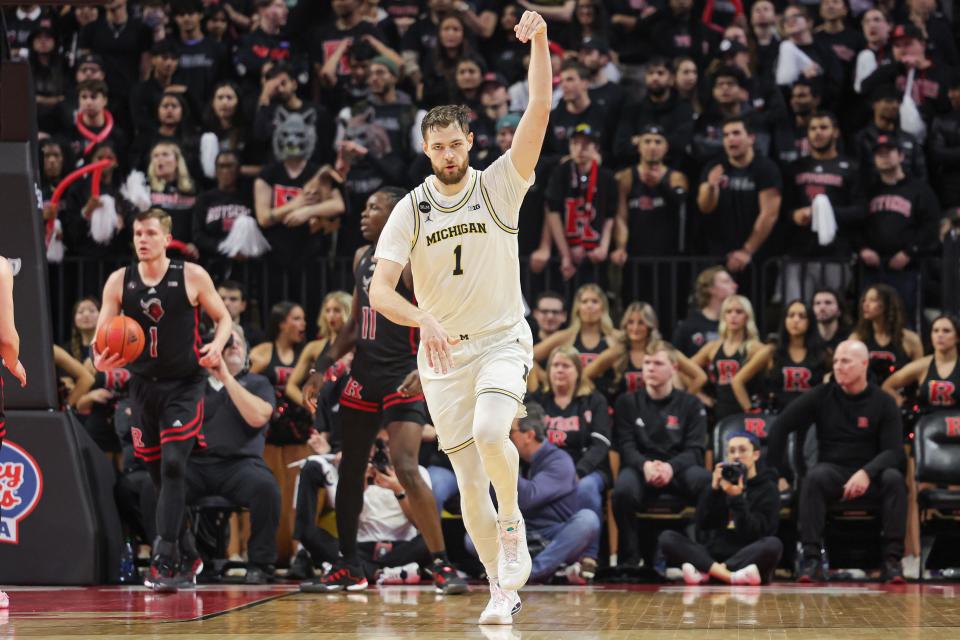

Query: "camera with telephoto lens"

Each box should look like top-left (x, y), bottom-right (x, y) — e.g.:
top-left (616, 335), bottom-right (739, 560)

top-left (370, 437), bottom-right (391, 474)
top-left (721, 461), bottom-right (746, 484)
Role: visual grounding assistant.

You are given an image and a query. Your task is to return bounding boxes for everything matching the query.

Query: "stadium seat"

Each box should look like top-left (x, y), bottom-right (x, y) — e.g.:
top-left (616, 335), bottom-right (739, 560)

top-left (913, 411), bottom-right (960, 578)
top-left (190, 496), bottom-right (248, 580)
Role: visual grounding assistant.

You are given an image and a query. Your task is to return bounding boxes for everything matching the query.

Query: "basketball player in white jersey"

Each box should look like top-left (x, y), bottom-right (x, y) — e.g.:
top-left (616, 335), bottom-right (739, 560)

top-left (369, 10), bottom-right (550, 626)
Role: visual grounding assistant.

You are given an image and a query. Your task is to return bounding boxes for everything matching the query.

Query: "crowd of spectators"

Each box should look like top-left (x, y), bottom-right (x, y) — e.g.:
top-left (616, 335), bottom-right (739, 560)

top-left (9, 0), bottom-right (960, 585)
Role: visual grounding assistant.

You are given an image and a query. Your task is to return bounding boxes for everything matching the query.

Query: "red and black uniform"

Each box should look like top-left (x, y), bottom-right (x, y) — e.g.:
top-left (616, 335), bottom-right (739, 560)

top-left (917, 358), bottom-right (960, 413)
top-left (330, 245), bottom-right (426, 571)
top-left (84, 366), bottom-right (132, 453)
top-left (863, 335), bottom-right (909, 386)
top-left (341, 246), bottom-right (425, 425)
top-left (709, 344), bottom-right (752, 419)
top-left (768, 349), bottom-right (827, 411)
top-left (619, 357), bottom-right (645, 396)
top-left (122, 260), bottom-right (205, 461)
top-left (573, 332), bottom-right (613, 398)
top-left (528, 390), bottom-right (611, 480)
top-left (263, 342), bottom-right (311, 445)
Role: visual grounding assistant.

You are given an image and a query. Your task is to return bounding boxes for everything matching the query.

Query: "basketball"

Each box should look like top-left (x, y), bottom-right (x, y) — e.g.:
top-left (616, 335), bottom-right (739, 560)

top-left (95, 316), bottom-right (145, 365)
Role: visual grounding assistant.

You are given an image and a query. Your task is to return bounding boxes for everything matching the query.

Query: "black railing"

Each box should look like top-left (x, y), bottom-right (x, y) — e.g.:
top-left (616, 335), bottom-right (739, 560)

top-left (46, 254), bottom-right (929, 346)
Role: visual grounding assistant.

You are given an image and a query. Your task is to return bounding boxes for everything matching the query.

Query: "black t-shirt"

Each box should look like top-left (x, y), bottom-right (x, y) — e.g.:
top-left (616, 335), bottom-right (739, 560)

top-left (171, 36), bottom-right (228, 107)
top-left (672, 310), bottom-right (720, 357)
top-left (194, 373), bottom-right (275, 460)
top-left (544, 159), bottom-right (617, 251)
top-left (699, 155), bottom-right (781, 256)
top-left (547, 101), bottom-right (610, 157)
top-left (784, 154), bottom-right (864, 257)
top-left (150, 183), bottom-right (197, 244)
top-left (192, 188), bottom-right (255, 259)
top-left (78, 17), bottom-right (153, 99)
top-left (309, 21), bottom-right (384, 84)
top-left (814, 28), bottom-right (864, 68)
top-left (234, 28), bottom-right (306, 84)
top-left (623, 165), bottom-right (685, 256)
top-left (528, 390), bottom-right (611, 478)
top-left (257, 161), bottom-right (320, 267)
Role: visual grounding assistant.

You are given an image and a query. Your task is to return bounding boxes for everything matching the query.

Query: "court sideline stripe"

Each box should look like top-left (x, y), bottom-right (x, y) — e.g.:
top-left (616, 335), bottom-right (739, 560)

top-left (162, 589), bottom-right (299, 624)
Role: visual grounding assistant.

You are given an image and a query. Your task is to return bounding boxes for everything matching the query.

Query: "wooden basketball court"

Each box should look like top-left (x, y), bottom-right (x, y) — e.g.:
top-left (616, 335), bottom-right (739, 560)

top-left (4, 582), bottom-right (959, 639)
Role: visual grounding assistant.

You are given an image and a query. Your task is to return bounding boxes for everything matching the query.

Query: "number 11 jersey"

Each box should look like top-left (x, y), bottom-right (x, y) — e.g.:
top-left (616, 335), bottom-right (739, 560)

top-left (375, 150), bottom-right (535, 338)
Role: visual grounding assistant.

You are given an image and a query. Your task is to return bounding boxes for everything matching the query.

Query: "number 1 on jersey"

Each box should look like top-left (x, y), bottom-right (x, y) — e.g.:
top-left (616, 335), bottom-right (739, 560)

top-left (149, 326), bottom-right (158, 358)
top-left (452, 244), bottom-right (464, 275)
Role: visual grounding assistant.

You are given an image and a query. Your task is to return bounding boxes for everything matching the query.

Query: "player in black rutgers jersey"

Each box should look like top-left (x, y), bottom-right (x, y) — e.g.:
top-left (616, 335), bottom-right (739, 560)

top-left (94, 210), bottom-right (232, 592)
top-left (299, 188), bottom-right (466, 595)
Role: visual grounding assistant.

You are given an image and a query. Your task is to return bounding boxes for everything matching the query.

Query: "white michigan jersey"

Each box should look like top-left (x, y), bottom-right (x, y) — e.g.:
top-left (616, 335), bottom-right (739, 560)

top-left (375, 150), bottom-right (534, 337)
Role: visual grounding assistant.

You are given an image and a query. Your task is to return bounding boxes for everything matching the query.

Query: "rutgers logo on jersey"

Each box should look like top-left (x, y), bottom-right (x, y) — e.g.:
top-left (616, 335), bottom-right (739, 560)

top-left (140, 297), bottom-right (164, 323)
top-left (579, 352), bottom-right (599, 367)
top-left (928, 381), bottom-right (957, 406)
top-left (275, 366), bottom-right (294, 388)
top-left (273, 185), bottom-right (302, 208)
top-left (106, 368), bottom-right (131, 390)
top-left (744, 417), bottom-right (767, 438)
top-left (563, 199), bottom-right (600, 249)
top-left (870, 350), bottom-right (896, 362)
top-left (857, 416), bottom-right (870, 429)
top-left (547, 429), bottom-right (568, 446)
top-left (782, 367), bottom-right (813, 392)
top-left (343, 378), bottom-right (364, 401)
top-left (946, 417), bottom-right (960, 437)
top-left (625, 371), bottom-right (644, 393)
top-left (714, 359), bottom-right (740, 385)
top-left (666, 415), bottom-right (680, 429)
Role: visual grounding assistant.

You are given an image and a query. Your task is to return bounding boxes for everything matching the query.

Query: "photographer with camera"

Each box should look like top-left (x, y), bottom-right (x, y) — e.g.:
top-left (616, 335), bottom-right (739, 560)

top-left (658, 432), bottom-right (782, 585)
top-left (186, 326), bottom-right (280, 584)
top-left (293, 434), bottom-right (435, 586)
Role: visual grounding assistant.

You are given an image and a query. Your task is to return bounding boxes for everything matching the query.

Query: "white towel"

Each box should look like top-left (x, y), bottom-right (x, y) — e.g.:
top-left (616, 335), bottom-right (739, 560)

top-left (46, 218), bottom-right (64, 263)
top-left (900, 67), bottom-right (927, 139)
top-left (776, 40), bottom-right (817, 86)
top-left (200, 132), bottom-right (220, 180)
top-left (854, 49), bottom-right (878, 94)
top-left (811, 193), bottom-right (837, 246)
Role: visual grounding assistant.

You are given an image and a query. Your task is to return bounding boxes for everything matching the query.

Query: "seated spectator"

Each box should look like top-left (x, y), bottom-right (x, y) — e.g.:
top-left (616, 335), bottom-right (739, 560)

top-left (61, 142), bottom-right (131, 260)
top-left (530, 291), bottom-right (568, 346)
top-left (52, 344), bottom-right (95, 411)
top-left (691, 295), bottom-right (765, 421)
top-left (613, 58), bottom-right (693, 167)
top-left (857, 135), bottom-right (941, 323)
top-left (659, 431), bottom-right (782, 585)
top-left (293, 434), bottom-right (434, 585)
top-left (850, 284), bottom-right (924, 385)
top-left (696, 115), bottom-right (782, 275)
top-left (532, 284), bottom-right (621, 378)
top-left (930, 74), bottom-right (960, 208)
top-left (76, 354), bottom-right (130, 457)
top-left (612, 343), bottom-right (711, 568)
top-left (234, 0), bottom-right (308, 92)
top-left (584, 302), bottom-right (707, 397)
top-left (528, 346), bottom-right (612, 578)
top-left (639, 0), bottom-right (710, 65)
top-left (29, 25), bottom-right (71, 133)
top-left (201, 81), bottom-right (258, 179)
top-left (782, 110), bottom-right (864, 302)
top-left (284, 291), bottom-right (352, 411)
top-left (216, 280), bottom-right (265, 349)
top-left (129, 93), bottom-right (200, 174)
top-left (882, 314), bottom-right (960, 413)
top-left (187, 325), bottom-right (279, 583)
top-left (672, 266), bottom-right (738, 357)
top-left (146, 142), bottom-right (198, 259)
top-left (169, 0), bottom-right (228, 112)
top-left (812, 288), bottom-right (851, 355)
top-left (466, 402), bottom-right (601, 584)
top-left (731, 300), bottom-right (828, 413)
top-left (854, 85), bottom-right (927, 182)
top-left (766, 340), bottom-right (907, 583)
top-left (191, 151), bottom-right (256, 274)
top-left (541, 124), bottom-right (616, 282)
top-left (673, 57), bottom-right (702, 114)
top-left (67, 79), bottom-right (129, 171)
top-left (417, 13), bottom-right (475, 109)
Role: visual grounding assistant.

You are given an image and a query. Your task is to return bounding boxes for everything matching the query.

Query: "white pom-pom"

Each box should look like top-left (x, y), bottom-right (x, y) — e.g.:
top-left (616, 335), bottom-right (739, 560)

top-left (811, 194), bottom-right (837, 246)
top-left (218, 215), bottom-right (271, 258)
top-left (90, 194), bottom-right (118, 244)
top-left (121, 171), bottom-right (151, 212)
top-left (200, 132), bottom-right (220, 180)
top-left (900, 68), bottom-right (927, 139)
top-left (776, 41), bottom-right (815, 86)
top-left (854, 49), bottom-right (877, 94)
top-left (46, 219), bottom-right (64, 263)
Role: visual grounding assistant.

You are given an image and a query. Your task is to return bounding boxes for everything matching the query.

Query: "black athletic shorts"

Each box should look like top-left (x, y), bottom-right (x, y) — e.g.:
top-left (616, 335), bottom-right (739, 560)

top-left (128, 373), bottom-right (207, 462)
top-left (339, 370), bottom-right (427, 426)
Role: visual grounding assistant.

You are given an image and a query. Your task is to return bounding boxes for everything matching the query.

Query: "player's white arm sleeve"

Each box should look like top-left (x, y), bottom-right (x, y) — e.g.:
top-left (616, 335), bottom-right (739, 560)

top-left (481, 149), bottom-right (535, 229)
top-left (373, 194), bottom-right (417, 265)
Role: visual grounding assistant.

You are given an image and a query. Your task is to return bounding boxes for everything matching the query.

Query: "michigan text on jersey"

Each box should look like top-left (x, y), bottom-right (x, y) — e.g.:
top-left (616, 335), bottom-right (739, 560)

top-left (425, 222), bottom-right (488, 247)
